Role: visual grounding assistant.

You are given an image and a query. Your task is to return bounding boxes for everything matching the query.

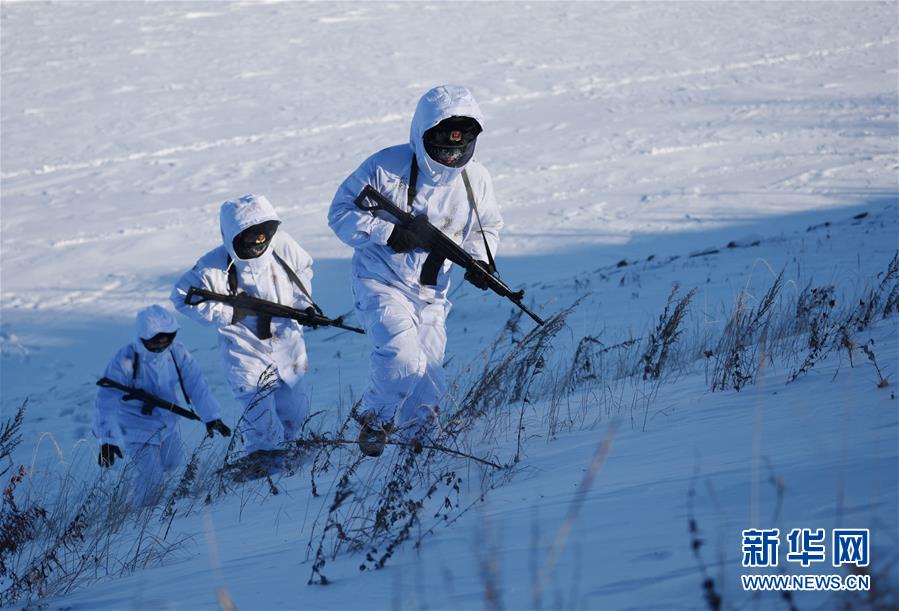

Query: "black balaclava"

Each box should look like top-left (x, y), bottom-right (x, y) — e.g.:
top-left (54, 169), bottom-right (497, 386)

top-left (423, 116), bottom-right (482, 168)
top-left (141, 331), bottom-right (177, 353)
top-left (232, 219), bottom-right (280, 259)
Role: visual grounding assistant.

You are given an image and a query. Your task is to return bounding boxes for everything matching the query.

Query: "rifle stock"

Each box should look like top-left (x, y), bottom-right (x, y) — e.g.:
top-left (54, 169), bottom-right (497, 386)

top-left (353, 185), bottom-right (545, 325)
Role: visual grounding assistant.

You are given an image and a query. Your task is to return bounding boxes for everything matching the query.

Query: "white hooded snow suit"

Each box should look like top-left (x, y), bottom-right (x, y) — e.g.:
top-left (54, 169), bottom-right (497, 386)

top-left (171, 195), bottom-right (313, 453)
top-left (94, 305), bottom-right (222, 507)
top-left (328, 85), bottom-right (503, 429)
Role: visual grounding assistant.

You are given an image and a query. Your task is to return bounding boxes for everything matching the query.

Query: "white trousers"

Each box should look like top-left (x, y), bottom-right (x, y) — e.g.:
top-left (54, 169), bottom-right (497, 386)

top-left (125, 433), bottom-right (183, 508)
top-left (237, 379), bottom-right (308, 453)
top-left (354, 277), bottom-right (449, 430)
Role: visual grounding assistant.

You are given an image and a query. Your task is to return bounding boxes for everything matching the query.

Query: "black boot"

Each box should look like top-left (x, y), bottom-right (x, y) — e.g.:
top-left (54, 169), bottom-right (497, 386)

top-left (358, 418), bottom-right (394, 457)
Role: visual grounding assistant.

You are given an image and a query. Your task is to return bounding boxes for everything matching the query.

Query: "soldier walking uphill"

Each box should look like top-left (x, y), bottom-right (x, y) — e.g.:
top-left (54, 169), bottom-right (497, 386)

top-left (94, 305), bottom-right (230, 507)
top-left (172, 194), bottom-right (316, 473)
top-left (328, 85), bottom-right (504, 457)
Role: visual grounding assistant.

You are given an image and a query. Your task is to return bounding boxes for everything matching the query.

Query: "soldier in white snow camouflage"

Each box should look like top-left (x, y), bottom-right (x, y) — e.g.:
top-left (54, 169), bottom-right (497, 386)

top-left (94, 305), bottom-right (229, 507)
top-left (172, 195), bottom-right (315, 469)
top-left (328, 85), bottom-right (504, 456)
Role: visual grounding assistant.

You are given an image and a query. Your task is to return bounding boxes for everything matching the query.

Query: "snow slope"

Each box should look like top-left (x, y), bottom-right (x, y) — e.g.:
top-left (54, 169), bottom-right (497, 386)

top-left (1, 2), bottom-right (897, 609)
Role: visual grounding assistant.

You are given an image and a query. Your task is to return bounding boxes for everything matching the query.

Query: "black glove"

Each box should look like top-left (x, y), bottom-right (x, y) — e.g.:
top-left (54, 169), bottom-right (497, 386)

top-left (304, 305), bottom-right (322, 329)
top-left (98, 443), bottom-right (123, 468)
top-left (387, 214), bottom-right (429, 253)
top-left (464, 260), bottom-right (495, 291)
top-left (206, 419), bottom-right (232, 438)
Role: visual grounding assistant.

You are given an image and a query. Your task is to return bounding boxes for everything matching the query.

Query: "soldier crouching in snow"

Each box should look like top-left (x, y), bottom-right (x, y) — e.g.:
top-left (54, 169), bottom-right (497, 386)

top-left (171, 194), bottom-right (315, 474)
top-left (328, 85), bottom-right (503, 457)
top-left (94, 305), bottom-right (230, 508)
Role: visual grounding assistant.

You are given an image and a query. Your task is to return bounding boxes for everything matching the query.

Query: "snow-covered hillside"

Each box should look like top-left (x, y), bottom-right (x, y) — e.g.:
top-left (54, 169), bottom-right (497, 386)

top-left (1, 2), bottom-right (896, 610)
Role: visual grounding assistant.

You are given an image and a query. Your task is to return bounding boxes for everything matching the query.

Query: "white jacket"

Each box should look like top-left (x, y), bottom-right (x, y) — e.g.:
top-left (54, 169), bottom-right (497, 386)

top-left (94, 305), bottom-right (221, 447)
top-left (328, 85), bottom-right (504, 299)
top-left (171, 195), bottom-right (314, 397)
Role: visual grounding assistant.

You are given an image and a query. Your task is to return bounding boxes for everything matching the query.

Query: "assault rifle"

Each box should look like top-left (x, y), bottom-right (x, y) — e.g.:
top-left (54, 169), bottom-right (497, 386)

top-left (96, 377), bottom-right (201, 421)
top-left (354, 185), bottom-right (546, 325)
top-left (184, 287), bottom-right (365, 334)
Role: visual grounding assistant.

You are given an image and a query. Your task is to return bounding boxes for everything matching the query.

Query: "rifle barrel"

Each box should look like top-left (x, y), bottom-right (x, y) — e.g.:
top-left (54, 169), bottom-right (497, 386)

top-left (517, 301), bottom-right (546, 326)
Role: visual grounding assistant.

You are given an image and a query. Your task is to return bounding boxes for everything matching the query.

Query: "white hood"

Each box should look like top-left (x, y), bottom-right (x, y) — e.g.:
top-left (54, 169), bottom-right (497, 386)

top-left (410, 85), bottom-right (485, 185)
top-left (219, 194), bottom-right (282, 261)
top-left (133, 304), bottom-right (179, 358)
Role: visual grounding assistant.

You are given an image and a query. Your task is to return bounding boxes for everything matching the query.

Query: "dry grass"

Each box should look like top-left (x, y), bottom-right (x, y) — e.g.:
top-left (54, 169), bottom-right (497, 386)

top-left (2, 250), bottom-right (896, 605)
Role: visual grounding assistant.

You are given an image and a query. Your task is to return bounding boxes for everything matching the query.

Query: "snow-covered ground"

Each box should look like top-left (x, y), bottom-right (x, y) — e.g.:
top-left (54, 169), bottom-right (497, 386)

top-left (1, 2), bottom-right (896, 609)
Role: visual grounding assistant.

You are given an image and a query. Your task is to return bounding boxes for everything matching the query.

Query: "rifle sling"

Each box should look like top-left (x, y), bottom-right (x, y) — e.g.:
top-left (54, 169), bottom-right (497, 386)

top-left (171, 353), bottom-right (191, 405)
top-left (461, 169), bottom-right (497, 274)
top-left (407, 155), bottom-right (444, 284)
top-left (273, 252), bottom-right (316, 306)
top-left (407, 155), bottom-right (419, 209)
